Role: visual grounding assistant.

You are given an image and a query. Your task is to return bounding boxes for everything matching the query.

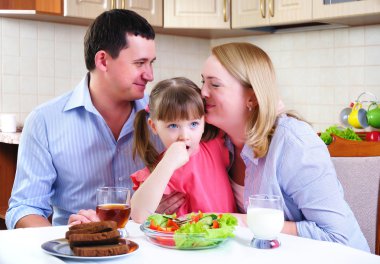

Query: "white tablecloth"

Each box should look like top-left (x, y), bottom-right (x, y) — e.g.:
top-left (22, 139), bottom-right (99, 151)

top-left (0, 221), bottom-right (379, 264)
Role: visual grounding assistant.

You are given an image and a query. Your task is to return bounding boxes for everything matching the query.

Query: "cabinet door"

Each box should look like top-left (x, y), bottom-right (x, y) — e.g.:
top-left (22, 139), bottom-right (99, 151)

top-left (270, 0), bottom-right (312, 25)
top-left (313, 0), bottom-right (380, 19)
top-left (164, 0), bottom-right (230, 29)
top-left (124, 0), bottom-right (163, 27)
top-left (64, 0), bottom-right (110, 19)
top-left (232, 0), bottom-right (312, 28)
top-left (232, 0), bottom-right (269, 28)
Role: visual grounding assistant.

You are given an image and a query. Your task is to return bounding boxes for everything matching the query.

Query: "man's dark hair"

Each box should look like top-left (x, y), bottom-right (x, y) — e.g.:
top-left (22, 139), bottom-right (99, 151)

top-left (84, 9), bottom-right (155, 71)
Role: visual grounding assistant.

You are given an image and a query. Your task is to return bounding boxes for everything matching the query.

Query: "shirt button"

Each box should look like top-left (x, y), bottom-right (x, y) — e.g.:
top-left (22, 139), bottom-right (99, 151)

top-left (119, 177), bottom-right (123, 181)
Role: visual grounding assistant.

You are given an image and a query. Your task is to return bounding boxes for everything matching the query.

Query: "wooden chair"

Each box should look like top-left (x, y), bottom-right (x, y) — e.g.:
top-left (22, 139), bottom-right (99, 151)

top-left (332, 157), bottom-right (380, 255)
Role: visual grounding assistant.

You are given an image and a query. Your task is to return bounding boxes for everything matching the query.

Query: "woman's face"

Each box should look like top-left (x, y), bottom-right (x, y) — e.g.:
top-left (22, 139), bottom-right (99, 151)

top-left (201, 55), bottom-right (253, 133)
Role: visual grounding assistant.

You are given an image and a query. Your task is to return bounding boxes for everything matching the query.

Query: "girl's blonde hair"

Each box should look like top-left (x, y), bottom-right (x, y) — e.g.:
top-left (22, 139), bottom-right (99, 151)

top-left (133, 77), bottom-right (218, 171)
top-left (212, 42), bottom-right (302, 158)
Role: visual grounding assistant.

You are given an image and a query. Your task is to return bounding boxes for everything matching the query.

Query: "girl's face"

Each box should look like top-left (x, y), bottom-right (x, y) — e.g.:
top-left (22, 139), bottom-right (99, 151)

top-left (201, 55), bottom-right (254, 133)
top-left (149, 117), bottom-right (205, 156)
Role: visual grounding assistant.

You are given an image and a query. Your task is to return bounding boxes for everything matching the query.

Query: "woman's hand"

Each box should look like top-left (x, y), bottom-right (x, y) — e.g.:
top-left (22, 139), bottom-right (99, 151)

top-left (68, 209), bottom-right (100, 226)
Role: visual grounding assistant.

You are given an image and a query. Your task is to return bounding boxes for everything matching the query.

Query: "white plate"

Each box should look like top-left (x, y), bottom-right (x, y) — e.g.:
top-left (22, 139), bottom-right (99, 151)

top-left (41, 238), bottom-right (139, 260)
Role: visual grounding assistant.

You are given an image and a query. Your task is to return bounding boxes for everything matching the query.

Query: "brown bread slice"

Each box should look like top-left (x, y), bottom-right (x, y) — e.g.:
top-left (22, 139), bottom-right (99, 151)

top-left (65, 221), bottom-right (117, 239)
top-left (68, 221), bottom-right (117, 231)
top-left (69, 229), bottom-right (120, 247)
top-left (72, 243), bottom-right (129, 257)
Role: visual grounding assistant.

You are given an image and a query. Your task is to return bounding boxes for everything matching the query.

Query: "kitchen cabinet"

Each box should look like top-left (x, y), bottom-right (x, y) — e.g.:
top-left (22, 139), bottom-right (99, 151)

top-left (232, 0), bottom-right (312, 28)
top-left (125, 0), bottom-right (163, 27)
top-left (64, 0), bottom-right (162, 26)
top-left (64, 0), bottom-right (109, 20)
top-left (164, 0), bottom-right (230, 29)
top-left (0, 0), bottom-right (62, 15)
top-left (313, 0), bottom-right (380, 25)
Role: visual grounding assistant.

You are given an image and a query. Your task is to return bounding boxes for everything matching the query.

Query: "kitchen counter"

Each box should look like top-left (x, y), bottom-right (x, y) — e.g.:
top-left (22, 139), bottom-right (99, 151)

top-left (0, 131), bottom-right (21, 144)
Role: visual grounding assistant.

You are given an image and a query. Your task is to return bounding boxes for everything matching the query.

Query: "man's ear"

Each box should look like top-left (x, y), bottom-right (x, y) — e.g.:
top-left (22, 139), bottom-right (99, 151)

top-left (148, 118), bottom-right (158, 134)
top-left (94, 50), bottom-right (108, 72)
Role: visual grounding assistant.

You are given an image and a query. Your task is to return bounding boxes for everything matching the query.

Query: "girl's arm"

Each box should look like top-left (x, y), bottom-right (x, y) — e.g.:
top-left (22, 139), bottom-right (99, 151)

top-left (131, 141), bottom-right (189, 223)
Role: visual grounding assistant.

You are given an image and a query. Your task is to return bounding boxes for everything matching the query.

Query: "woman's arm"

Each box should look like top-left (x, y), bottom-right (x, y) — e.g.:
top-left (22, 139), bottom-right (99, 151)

top-left (131, 141), bottom-right (189, 223)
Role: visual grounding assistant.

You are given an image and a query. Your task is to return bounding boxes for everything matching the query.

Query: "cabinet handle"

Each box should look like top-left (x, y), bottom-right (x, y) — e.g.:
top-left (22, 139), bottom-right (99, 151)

top-left (260, 0), bottom-right (266, 18)
top-left (223, 0), bottom-right (228, 22)
top-left (269, 0), bottom-right (274, 17)
top-left (121, 0), bottom-right (125, 9)
top-left (111, 0), bottom-right (116, 9)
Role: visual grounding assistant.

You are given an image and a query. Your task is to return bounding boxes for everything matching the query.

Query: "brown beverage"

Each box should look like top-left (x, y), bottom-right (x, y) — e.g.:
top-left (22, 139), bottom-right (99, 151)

top-left (96, 203), bottom-right (131, 228)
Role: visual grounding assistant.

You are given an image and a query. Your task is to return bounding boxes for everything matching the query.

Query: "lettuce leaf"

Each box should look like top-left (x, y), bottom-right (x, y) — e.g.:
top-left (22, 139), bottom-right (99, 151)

top-left (320, 125), bottom-right (362, 145)
top-left (173, 213), bottom-right (237, 249)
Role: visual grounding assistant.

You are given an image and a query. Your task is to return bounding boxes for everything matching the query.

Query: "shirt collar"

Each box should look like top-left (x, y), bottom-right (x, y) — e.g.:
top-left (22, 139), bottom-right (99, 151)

top-left (241, 143), bottom-right (259, 165)
top-left (63, 73), bottom-right (99, 115)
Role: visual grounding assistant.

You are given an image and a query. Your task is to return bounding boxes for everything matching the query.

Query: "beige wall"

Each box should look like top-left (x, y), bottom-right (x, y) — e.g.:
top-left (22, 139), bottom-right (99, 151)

top-left (1, 17), bottom-right (380, 132)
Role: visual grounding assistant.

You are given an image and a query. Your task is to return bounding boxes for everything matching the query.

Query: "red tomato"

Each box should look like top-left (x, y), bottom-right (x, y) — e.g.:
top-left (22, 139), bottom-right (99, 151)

top-left (366, 131), bottom-right (380, 142)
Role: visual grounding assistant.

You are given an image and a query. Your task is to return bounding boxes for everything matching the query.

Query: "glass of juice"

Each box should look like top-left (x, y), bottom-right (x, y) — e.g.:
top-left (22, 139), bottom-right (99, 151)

top-left (96, 187), bottom-right (131, 237)
top-left (247, 194), bottom-right (284, 249)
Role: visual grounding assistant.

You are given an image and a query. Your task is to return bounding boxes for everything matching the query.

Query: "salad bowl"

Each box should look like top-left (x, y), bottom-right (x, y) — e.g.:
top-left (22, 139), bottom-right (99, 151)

top-left (140, 212), bottom-right (237, 250)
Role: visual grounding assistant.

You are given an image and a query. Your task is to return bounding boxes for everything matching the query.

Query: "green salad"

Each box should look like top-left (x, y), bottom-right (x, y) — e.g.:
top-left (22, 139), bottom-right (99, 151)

top-left (146, 212), bottom-right (238, 249)
top-left (320, 125), bottom-right (362, 145)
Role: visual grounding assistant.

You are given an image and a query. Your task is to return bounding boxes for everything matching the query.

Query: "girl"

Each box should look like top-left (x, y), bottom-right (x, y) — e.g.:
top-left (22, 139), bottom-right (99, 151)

top-left (130, 77), bottom-right (236, 223)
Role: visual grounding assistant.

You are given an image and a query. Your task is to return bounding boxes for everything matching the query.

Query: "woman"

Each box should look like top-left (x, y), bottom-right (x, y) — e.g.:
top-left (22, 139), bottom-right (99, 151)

top-left (200, 42), bottom-right (369, 252)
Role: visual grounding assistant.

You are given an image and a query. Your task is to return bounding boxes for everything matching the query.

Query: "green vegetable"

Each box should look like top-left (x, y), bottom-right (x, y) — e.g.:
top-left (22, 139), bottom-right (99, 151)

top-left (320, 125), bottom-right (362, 145)
top-left (174, 213), bottom-right (237, 249)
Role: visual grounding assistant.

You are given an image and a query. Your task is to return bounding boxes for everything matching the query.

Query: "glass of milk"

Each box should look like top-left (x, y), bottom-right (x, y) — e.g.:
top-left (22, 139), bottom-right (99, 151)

top-left (247, 194), bottom-right (284, 249)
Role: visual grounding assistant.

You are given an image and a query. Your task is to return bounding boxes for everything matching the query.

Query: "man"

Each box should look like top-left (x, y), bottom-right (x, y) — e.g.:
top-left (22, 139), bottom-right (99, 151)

top-left (6, 9), bottom-right (173, 229)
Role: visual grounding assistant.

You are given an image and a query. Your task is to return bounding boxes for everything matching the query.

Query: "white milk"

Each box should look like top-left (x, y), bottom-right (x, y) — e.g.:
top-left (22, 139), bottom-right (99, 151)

top-left (247, 207), bottom-right (284, 239)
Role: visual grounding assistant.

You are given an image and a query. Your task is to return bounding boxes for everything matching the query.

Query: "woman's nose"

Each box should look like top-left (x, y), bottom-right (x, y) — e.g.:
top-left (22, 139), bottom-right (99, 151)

top-left (201, 85), bottom-right (209, 97)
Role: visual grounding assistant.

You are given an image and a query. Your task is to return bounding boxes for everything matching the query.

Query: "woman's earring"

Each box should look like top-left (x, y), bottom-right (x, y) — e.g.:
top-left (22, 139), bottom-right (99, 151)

top-left (248, 106), bottom-right (252, 112)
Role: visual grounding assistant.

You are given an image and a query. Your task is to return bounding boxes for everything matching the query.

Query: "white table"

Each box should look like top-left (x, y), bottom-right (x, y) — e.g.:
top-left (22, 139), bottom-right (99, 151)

top-left (0, 221), bottom-right (379, 264)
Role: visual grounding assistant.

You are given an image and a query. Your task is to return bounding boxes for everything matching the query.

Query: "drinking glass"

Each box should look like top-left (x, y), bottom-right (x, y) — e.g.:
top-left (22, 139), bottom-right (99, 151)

top-left (96, 187), bottom-right (131, 238)
top-left (247, 194), bottom-right (284, 249)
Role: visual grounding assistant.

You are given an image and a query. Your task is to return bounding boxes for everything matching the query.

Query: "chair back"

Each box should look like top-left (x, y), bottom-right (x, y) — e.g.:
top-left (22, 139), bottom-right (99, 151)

top-left (332, 156), bottom-right (380, 255)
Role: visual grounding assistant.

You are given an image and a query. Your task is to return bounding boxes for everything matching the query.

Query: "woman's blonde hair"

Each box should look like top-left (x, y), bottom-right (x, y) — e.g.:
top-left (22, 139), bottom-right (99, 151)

top-left (212, 42), bottom-right (290, 158)
top-left (133, 77), bottom-right (218, 171)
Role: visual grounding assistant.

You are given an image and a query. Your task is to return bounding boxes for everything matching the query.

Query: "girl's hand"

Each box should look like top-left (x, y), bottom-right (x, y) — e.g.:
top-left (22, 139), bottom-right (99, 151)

top-left (162, 141), bottom-right (190, 171)
top-left (68, 209), bottom-right (100, 226)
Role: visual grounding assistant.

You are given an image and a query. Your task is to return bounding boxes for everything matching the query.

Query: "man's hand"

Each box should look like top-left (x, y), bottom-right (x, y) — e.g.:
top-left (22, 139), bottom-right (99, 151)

top-left (68, 209), bottom-right (100, 226)
top-left (156, 192), bottom-right (186, 215)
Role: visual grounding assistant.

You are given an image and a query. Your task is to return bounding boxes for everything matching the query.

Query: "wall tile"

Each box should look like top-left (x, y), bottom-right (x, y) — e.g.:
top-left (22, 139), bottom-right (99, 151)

top-left (365, 25), bottom-right (380, 45)
top-left (20, 56), bottom-right (37, 76)
top-left (20, 38), bottom-right (37, 57)
top-left (2, 75), bottom-right (19, 94)
top-left (20, 76), bottom-right (37, 94)
top-left (20, 20), bottom-right (37, 39)
top-left (2, 36), bottom-right (19, 56)
top-left (2, 55), bottom-right (20, 75)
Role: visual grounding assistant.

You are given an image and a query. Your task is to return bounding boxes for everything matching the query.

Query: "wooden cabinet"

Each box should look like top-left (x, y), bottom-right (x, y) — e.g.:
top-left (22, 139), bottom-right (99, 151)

top-left (0, 0), bottom-right (62, 15)
top-left (64, 0), bottom-right (109, 20)
top-left (64, 0), bottom-right (162, 26)
top-left (0, 143), bottom-right (18, 230)
top-left (164, 0), bottom-right (230, 29)
top-left (124, 0), bottom-right (163, 27)
top-left (313, 0), bottom-right (380, 19)
top-left (232, 0), bottom-right (312, 28)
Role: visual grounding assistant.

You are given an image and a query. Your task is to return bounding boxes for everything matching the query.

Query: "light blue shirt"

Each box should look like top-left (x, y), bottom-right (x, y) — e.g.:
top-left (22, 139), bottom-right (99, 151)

top-left (6, 74), bottom-right (163, 228)
top-left (240, 115), bottom-right (370, 252)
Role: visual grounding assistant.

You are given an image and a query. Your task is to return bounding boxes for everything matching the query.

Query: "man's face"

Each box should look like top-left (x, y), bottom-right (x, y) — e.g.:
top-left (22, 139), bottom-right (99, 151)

top-left (104, 34), bottom-right (156, 102)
